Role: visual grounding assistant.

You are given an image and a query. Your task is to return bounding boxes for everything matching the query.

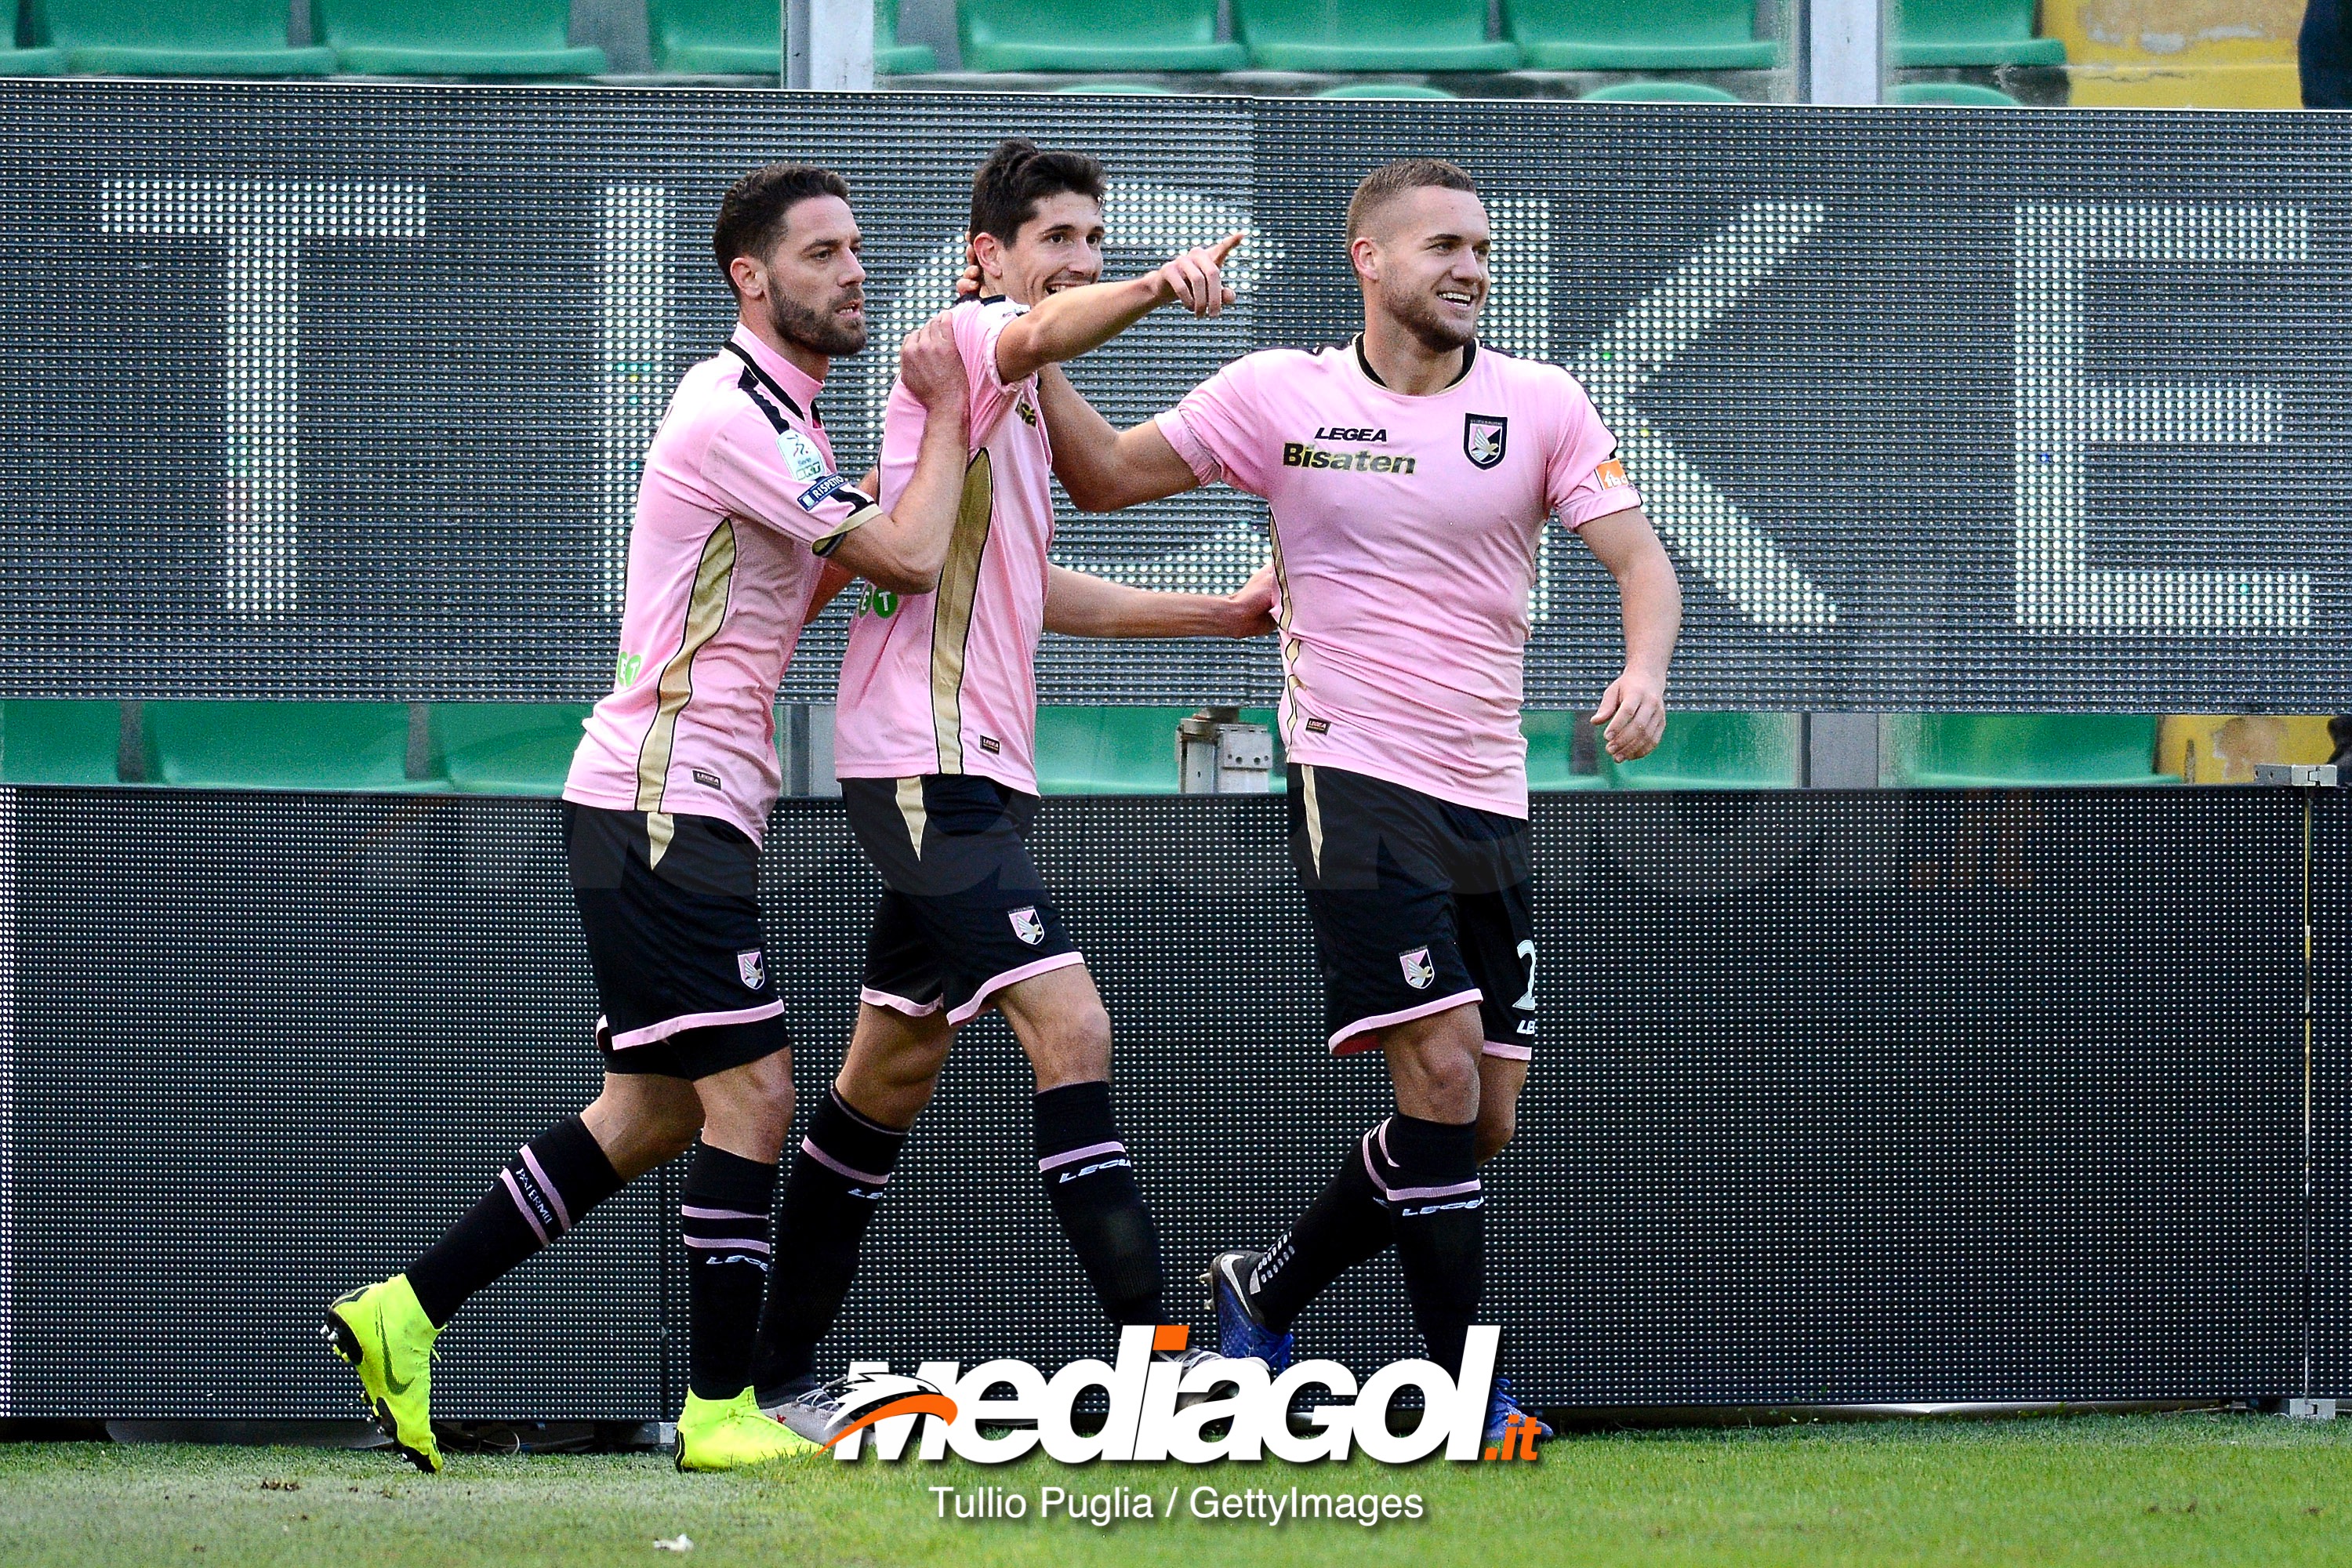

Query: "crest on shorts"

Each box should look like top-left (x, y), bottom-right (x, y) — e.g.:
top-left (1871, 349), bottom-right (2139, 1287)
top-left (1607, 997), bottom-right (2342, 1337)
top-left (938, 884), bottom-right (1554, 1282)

top-left (1009, 906), bottom-right (1046, 946)
top-left (738, 949), bottom-right (767, 989)
top-left (1463, 414), bottom-right (1508, 470)
top-left (1399, 947), bottom-right (1436, 990)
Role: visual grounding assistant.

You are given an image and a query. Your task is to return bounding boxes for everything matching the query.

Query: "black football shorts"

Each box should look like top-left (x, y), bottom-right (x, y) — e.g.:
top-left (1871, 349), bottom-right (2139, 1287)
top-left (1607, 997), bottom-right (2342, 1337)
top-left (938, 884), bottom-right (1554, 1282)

top-left (840, 774), bottom-right (1084, 1026)
top-left (565, 802), bottom-right (791, 1080)
top-left (1288, 763), bottom-right (1537, 1061)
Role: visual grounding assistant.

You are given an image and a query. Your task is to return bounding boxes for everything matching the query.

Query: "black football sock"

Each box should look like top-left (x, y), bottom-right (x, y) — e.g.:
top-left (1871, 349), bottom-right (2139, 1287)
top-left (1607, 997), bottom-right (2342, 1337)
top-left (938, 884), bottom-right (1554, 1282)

top-left (1381, 1112), bottom-right (1484, 1377)
top-left (1036, 1080), bottom-right (1164, 1327)
top-left (405, 1114), bottom-right (626, 1328)
top-left (681, 1142), bottom-right (779, 1403)
top-left (1247, 1121), bottom-right (1397, 1333)
top-left (751, 1087), bottom-right (909, 1405)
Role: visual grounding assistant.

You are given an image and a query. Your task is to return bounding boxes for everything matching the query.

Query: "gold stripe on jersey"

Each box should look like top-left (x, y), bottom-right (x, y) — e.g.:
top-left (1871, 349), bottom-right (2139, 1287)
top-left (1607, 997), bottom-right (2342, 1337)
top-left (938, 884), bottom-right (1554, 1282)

top-left (1268, 521), bottom-right (1306, 742)
top-left (895, 776), bottom-right (927, 859)
top-left (928, 450), bottom-right (994, 775)
top-left (1301, 764), bottom-right (1326, 878)
top-left (633, 519), bottom-right (739, 859)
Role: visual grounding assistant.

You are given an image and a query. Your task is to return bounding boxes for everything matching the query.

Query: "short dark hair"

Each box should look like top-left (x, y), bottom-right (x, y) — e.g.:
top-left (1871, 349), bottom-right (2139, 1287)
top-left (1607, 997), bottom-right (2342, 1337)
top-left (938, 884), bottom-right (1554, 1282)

top-left (969, 140), bottom-right (1107, 249)
top-left (1345, 158), bottom-right (1479, 243)
top-left (713, 163), bottom-right (852, 289)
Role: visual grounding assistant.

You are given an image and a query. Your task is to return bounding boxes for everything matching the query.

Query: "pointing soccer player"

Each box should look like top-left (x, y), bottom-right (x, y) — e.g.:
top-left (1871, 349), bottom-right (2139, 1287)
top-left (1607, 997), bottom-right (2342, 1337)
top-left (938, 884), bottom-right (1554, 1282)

top-left (749, 140), bottom-right (1269, 1439)
top-left (322, 163), bottom-right (974, 1475)
top-left (1036, 158), bottom-right (1682, 1447)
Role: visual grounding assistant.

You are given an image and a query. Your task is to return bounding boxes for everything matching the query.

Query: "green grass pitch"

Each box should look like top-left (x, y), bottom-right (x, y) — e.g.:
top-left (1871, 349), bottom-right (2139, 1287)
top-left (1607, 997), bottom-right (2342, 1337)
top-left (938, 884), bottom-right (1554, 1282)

top-left (3, 1414), bottom-right (2347, 1566)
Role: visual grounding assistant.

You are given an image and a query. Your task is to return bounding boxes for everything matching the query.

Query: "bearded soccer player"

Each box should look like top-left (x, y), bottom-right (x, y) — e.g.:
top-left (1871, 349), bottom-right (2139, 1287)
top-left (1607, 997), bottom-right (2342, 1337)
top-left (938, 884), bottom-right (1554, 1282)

top-left (1039, 158), bottom-right (1682, 1445)
top-left (322, 164), bottom-right (975, 1474)
top-left (750, 140), bottom-right (1271, 1437)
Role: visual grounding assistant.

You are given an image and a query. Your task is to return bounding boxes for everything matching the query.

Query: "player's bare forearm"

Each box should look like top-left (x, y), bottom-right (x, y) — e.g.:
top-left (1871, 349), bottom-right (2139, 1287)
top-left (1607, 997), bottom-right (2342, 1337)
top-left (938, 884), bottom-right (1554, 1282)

top-left (994, 276), bottom-right (1169, 383)
top-left (1042, 564), bottom-right (1273, 639)
top-left (1038, 368), bottom-right (1200, 513)
top-left (1579, 505), bottom-right (1679, 760)
top-left (828, 408), bottom-right (969, 593)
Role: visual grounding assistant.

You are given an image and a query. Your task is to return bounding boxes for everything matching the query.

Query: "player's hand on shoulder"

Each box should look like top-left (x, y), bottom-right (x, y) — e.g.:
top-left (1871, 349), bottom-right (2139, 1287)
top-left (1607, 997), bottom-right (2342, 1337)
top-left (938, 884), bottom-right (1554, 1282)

top-left (1224, 560), bottom-right (1278, 637)
top-left (899, 310), bottom-right (967, 414)
top-left (1592, 670), bottom-right (1667, 762)
top-left (1155, 232), bottom-right (1243, 318)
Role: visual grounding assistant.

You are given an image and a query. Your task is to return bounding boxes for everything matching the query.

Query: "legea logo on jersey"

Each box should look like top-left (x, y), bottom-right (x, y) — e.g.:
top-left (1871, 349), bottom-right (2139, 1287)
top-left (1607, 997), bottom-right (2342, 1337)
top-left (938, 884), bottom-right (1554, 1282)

top-left (823, 1324), bottom-right (1518, 1465)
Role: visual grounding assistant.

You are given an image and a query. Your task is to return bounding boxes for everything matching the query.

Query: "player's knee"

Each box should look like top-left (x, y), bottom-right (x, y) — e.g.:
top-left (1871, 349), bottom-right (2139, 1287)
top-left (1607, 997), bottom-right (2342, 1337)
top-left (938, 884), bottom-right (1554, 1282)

top-left (1035, 1002), bottom-right (1114, 1085)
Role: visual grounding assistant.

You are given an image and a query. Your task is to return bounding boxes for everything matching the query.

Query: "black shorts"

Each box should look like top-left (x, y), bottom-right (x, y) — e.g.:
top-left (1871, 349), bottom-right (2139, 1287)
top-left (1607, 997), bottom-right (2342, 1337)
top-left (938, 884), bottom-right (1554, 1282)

top-left (1289, 763), bottom-right (1537, 1062)
top-left (840, 774), bottom-right (1084, 1027)
top-left (564, 802), bottom-right (791, 1080)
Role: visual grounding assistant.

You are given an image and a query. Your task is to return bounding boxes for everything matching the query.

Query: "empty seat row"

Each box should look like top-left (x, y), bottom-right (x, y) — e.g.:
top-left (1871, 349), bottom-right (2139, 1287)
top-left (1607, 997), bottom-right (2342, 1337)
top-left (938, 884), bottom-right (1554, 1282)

top-left (1530, 713), bottom-right (2181, 789)
top-left (2, 704), bottom-right (2189, 793)
top-left (0, 0), bottom-right (2060, 77)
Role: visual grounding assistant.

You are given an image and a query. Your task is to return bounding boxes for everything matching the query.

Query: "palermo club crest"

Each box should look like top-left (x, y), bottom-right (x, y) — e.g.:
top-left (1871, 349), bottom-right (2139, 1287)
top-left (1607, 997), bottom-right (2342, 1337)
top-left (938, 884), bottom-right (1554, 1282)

top-left (1463, 413), bottom-right (1508, 470)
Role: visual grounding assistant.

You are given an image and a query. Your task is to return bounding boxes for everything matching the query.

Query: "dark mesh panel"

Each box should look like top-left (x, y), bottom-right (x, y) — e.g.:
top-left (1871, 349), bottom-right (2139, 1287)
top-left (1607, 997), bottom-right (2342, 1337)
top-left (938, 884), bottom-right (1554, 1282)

top-left (0, 787), bottom-right (2305, 1416)
top-left (2314, 788), bottom-right (2347, 1396)
top-left (1, 83), bottom-right (2346, 707)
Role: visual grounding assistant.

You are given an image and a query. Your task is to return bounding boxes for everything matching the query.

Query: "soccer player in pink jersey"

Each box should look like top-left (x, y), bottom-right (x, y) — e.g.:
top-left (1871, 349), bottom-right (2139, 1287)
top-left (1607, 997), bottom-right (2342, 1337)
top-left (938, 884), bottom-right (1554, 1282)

top-left (1039, 158), bottom-right (1684, 1446)
top-left (750, 140), bottom-right (1272, 1439)
top-left (322, 164), bottom-right (978, 1475)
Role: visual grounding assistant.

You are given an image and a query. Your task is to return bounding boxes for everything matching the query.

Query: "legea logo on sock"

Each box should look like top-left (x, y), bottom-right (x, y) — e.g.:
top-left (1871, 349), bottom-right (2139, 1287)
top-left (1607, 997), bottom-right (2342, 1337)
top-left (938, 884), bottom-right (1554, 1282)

top-left (826, 1324), bottom-right (1505, 1465)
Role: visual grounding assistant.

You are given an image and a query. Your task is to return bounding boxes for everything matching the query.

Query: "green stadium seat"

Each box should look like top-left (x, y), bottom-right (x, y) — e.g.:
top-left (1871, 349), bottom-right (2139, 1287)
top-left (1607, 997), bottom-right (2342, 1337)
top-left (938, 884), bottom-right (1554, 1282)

top-left (430, 702), bottom-right (590, 795)
top-left (1313, 82), bottom-right (1459, 97)
top-left (1047, 81), bottom-right (1178, 91)
top-left (314, 0), bottom-right (606, 76)
top-left (1523, 709), bottom-right (1610, 792)
top-left (29, 0), bottom-right (334, 74)
top-left (0, 701), bottom-right (121, 785)
top-left (0, 41), bottom-right (64, 73)
top-left (1890, 0), bottom-right (2063, 67)
top-left (646, 0), bottom-right (931, 74)
top-left (143, 702), bottom-right (445, 792)
top-left (1505, 0), bottom-right (1774, 70)
top-left (959, 0), bottom-right (1243, 72)
top-left (1577, 78), bottom-right (1742, 100)
top-left (1884, 714), bottom-right (2180, 787)
top-left (1597, 711), bottom-right (1800, 789)
top-left (1232, 0), bottom-right (1520, 71)
top-left (1892, 79), bottom-right (2024, 105)
top-left (1036, 706), bottom-right (1191, 794)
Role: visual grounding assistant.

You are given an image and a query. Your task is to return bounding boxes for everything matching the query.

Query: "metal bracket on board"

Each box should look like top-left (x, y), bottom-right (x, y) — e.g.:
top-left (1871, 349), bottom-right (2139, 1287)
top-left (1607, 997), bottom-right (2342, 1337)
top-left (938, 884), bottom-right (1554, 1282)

top-left (2283, 1398), bottom-right (2338, 1421)
top-left (2253, 764), bottom-right (2340, 787)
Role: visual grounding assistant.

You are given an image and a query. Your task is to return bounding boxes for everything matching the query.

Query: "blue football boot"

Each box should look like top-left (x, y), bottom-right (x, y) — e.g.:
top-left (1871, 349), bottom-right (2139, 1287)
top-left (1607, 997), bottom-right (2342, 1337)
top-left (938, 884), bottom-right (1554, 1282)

top-left (1200, 1250), bottom-right (1294, 1374)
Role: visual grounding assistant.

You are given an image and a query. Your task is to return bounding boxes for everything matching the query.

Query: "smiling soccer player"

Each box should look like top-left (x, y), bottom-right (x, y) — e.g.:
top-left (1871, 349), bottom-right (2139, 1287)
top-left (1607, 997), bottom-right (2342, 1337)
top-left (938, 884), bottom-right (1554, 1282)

top-left (749, 140), bottom-right (1274, 1441)
top-left (1036, 158), bottom-right (1684, 1447)
top-left (322, 163), bottom-right (973, 1475)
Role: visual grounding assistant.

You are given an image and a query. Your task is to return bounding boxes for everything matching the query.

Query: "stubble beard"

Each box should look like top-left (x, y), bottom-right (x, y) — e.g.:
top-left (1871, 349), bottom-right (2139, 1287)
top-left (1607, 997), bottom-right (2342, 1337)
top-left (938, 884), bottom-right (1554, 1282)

top-left (769, 287), bottom-right (867, 358)
top-left (1386, 289), bottom-right (1477, 355)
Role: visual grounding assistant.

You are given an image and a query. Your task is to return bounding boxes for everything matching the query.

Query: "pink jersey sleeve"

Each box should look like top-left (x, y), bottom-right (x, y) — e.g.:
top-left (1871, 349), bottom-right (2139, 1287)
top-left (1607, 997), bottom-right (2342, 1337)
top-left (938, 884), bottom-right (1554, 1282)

top-left (1156, 354), bottom-right (1276, 495)
top-left (957, 297), bottom-right (1028, 445)
top-left (1543, 369), bottom-right (1642, 528)
top-left (699, 406), bottom-right (881, 556)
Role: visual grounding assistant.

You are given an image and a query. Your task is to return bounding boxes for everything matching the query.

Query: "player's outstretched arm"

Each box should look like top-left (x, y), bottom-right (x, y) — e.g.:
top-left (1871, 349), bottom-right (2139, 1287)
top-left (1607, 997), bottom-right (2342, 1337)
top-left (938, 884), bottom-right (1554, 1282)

top-left (992, 234), bottom-right (1243, 384)
top-left (1580, 506), bottom-right (1681, 762)
top-left (1035, 365), bottom-right (1203, 513)
top-left (826, 315), bottom-right (970, 595)
top-left (1042, 561), bottom-right (1275, 640)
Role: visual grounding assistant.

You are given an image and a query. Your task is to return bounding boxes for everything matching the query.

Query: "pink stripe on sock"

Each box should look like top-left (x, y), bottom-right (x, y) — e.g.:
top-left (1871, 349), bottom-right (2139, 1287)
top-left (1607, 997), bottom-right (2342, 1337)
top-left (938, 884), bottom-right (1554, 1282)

top-left (1038, 1140), bottom-right (1126, 1174)
top-left (682, 1236), bottom-right (771, 1254)
top-left (519, 1146), bottom-right (569, 1233)
top-left (499, 1169), bottom-right (550, 1247)
top-left (680, 1205), bottom-right (765, 1221)
top-left (802, 1138), bottom-right (891, 1187)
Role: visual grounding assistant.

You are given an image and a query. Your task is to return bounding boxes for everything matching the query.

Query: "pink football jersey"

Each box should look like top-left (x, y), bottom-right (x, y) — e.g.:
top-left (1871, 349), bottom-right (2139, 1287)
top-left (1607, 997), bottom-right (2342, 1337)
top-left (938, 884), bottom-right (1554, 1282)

top-left (1157, 337), bottom-right (1640, 818)
top-left (565, 325), bottom-right (879, 848)
top-left (834, 296), bottom-right (1057, 794)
